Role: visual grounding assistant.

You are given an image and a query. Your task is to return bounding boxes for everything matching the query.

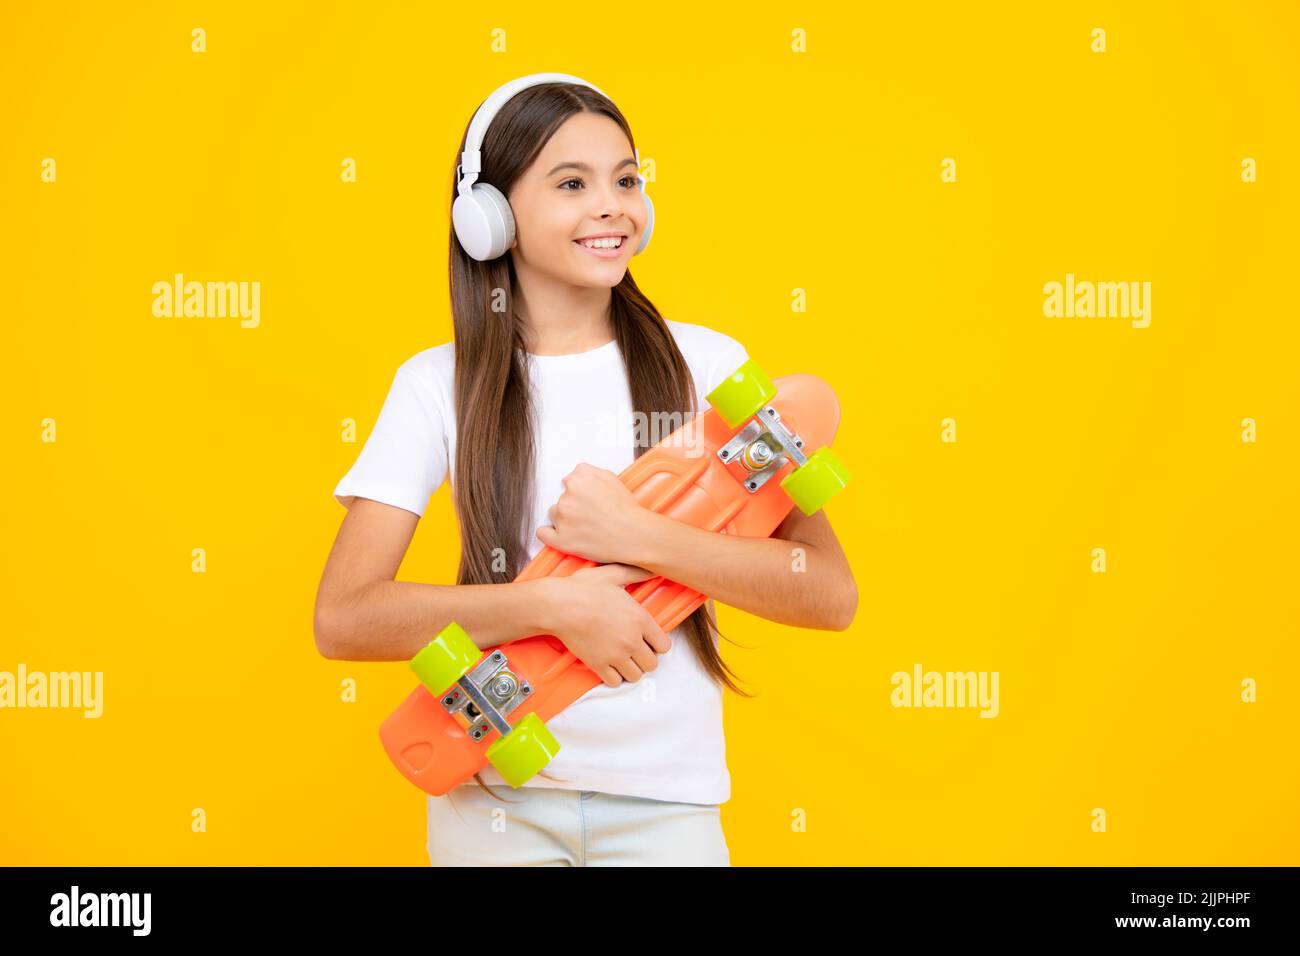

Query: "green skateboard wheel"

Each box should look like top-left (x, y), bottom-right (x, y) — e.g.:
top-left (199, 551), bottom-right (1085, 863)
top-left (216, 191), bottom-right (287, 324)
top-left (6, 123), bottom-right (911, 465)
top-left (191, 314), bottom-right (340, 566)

top-left (706, 359), bottom-right (777, 429)
top-left (485, 712), bottom-right (561, 788)
top-left (410, 621), bottom-right (481, 694)
top-left (780, 446), bottom-right (852, 516)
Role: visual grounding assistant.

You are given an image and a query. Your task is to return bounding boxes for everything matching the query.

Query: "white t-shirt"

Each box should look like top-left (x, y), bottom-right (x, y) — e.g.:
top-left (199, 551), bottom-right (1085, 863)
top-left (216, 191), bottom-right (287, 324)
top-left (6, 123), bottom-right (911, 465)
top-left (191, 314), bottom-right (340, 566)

top-left (333, 319), bottom-right (749, 805)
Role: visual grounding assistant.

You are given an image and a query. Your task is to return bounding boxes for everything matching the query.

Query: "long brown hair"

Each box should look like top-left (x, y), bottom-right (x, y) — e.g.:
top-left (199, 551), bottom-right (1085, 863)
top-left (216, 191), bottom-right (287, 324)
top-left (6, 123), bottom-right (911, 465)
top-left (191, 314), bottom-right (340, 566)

top-left (447, 82), bottom-right (753, 801)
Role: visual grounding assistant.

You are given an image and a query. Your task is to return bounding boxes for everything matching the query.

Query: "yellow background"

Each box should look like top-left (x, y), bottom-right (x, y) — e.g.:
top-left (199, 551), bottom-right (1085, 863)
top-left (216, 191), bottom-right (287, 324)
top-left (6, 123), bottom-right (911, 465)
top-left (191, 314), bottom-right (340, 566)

top-left (2, 1), bottom-right (1296, 865)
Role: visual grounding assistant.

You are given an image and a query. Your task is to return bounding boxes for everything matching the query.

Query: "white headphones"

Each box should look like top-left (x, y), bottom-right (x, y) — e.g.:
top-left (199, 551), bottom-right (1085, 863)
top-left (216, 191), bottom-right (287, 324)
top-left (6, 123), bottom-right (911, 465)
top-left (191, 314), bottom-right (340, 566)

top-left (451, 72), bottom-right (655, 262)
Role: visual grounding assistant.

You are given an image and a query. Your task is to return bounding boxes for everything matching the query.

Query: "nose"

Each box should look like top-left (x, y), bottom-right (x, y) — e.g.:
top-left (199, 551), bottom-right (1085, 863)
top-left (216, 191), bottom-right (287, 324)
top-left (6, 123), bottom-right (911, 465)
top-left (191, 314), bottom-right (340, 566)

top-left (590, 178), bottom-right (630, 217)
top-left (595, 189), bottom-right (620, 218)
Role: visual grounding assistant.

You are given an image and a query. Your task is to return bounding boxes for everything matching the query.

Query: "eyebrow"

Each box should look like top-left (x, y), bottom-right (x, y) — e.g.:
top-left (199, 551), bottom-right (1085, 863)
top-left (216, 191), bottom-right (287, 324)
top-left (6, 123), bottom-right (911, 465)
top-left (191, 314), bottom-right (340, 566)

top-left (545, 158), bottom-right (639, 177)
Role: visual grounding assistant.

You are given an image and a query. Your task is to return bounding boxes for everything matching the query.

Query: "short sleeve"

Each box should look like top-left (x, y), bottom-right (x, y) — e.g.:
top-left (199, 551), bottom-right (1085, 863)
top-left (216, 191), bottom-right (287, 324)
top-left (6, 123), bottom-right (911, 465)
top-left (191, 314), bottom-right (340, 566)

top-left (333, 362), bottom-right (449, 518)
top-left (702, 332), bottom-right (751, 403)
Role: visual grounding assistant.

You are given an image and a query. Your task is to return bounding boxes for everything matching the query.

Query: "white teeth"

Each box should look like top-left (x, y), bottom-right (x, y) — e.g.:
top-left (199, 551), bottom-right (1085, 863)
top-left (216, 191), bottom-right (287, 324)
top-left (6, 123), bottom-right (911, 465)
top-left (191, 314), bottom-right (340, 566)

top-left (578, 237), bottom-right (623, 249)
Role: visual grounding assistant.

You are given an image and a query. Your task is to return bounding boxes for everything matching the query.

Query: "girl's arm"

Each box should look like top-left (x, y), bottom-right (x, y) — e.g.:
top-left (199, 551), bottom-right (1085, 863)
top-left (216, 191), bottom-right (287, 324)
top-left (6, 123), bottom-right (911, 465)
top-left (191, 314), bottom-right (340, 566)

top-left (314, 498), bottom-right (553, 661)
top-left (534, 464), bottom-right (857, 632)
top-left (315, 497), bottom-right (670, 687)
top-left (631, 506), bottom-right (858, 632)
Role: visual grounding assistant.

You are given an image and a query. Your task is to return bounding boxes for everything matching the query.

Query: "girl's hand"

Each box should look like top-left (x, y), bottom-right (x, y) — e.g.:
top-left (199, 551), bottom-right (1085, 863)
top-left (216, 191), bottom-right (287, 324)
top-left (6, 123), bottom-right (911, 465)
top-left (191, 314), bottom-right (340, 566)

top-left (537, 563), bottom-right (671, 687)
top-left (535, 463), bottom-right (650, 565)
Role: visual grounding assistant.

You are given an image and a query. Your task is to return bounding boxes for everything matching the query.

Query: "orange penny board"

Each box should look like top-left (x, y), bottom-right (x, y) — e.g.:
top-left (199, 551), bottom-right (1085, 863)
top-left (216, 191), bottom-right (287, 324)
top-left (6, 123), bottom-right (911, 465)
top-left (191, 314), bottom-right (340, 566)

top-left (380, 373), bottom-right (841, 796)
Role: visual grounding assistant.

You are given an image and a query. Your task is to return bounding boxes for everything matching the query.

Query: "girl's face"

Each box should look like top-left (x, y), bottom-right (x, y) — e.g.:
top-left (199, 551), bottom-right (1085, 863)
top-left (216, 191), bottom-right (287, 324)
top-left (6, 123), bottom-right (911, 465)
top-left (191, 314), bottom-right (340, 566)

top-left (506, 111), bottom-right (648, 289)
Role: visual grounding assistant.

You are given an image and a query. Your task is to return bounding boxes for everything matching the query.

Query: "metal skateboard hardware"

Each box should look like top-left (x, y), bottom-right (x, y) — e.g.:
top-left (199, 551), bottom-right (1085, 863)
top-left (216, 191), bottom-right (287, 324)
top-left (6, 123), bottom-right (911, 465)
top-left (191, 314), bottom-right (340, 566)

top-left (440, 649), bottom-right (533, 743)
top-left (717, 404), bottom-right (807, 493)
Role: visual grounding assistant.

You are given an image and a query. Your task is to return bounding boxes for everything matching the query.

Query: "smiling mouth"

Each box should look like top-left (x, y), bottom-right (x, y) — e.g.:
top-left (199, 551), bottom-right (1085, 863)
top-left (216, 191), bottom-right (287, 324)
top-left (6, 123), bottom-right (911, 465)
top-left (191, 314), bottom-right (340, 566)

top-left (574, 236), bottom-right (626, 250)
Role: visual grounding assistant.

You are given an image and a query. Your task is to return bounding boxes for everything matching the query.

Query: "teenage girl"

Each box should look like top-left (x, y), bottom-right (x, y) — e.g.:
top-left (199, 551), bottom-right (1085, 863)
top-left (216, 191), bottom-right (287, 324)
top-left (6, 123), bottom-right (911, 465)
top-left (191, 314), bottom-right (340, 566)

top-left (315, 73), bottom-right (857, 866)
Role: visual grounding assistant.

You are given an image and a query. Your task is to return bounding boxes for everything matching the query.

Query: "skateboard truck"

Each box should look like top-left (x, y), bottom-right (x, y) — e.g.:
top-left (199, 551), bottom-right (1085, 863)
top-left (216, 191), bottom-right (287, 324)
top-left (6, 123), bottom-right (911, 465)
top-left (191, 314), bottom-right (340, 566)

top-left (439, 649), bottom-right (534, 743)
top-left (706, 359), bottom-right (849, 515)
top-left (407, 621), bottom-right (561, 788)
top-left (716, 403), bottom-right (808, 494)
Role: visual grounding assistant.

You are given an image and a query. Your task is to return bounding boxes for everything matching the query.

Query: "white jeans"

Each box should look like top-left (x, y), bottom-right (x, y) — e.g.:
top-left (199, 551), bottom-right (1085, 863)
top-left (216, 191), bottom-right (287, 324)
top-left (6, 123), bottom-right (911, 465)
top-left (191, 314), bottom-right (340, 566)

top-left (426, 784), bottom-right (731, 866)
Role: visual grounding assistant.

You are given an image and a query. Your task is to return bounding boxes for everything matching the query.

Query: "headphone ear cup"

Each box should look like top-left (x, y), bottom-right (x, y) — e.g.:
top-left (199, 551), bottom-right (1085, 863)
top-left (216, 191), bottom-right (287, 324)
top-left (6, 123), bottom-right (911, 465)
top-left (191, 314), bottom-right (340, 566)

top-left (634, 188), bottom-right (654, 255)
top-left (452, 181), bottom-right (516, 261)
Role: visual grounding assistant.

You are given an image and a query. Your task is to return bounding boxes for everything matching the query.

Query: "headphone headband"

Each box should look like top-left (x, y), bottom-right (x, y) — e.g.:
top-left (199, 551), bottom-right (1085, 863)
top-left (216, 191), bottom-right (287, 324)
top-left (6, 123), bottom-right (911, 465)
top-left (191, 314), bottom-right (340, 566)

top-left (458, 72), bottom-right (609, 191)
